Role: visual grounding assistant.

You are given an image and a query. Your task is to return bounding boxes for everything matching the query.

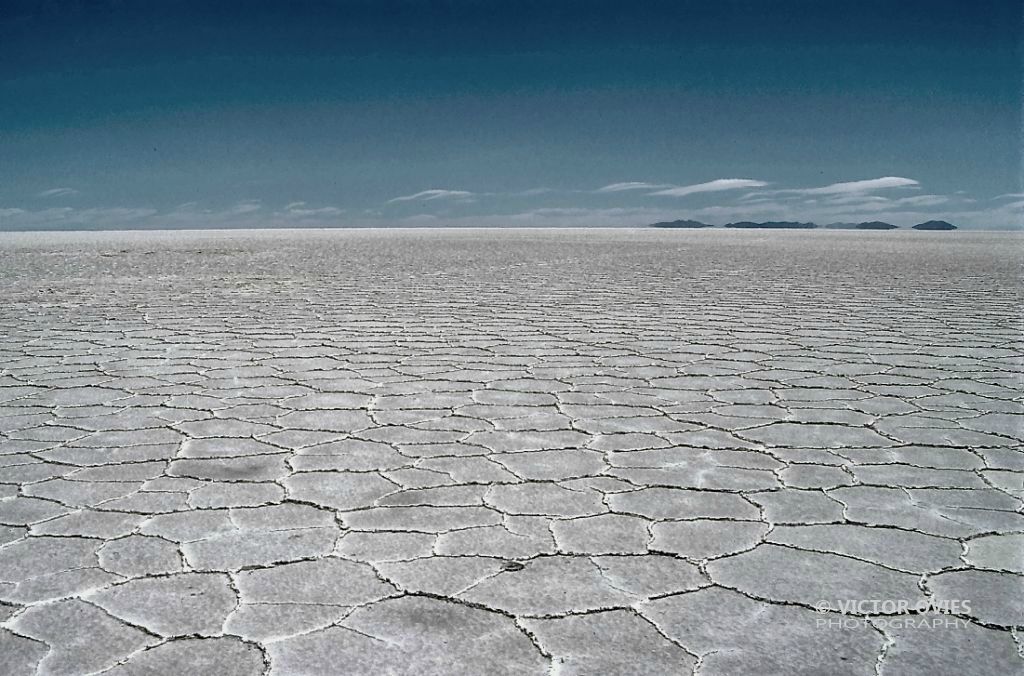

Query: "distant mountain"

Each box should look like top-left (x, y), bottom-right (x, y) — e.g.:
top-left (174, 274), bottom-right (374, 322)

top-left (912, 220), bottom-right (957, 230)
top-left (650, 219), bottom-right (714, 228)
top-left (855, 221), bottom-right (899, 230)
top-left (645, 218), bottom-right (955, 230)
top-left (724, 221), bottom-right (817, 229)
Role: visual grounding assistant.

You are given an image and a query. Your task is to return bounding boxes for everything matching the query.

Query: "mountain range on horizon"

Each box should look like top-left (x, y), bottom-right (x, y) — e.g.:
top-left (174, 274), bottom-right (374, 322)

top-left (649, 219), bottom-right (959, 230)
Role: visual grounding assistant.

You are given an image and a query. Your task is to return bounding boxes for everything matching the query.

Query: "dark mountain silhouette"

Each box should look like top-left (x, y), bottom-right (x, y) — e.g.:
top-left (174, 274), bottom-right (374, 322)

top-left (646, 219), bottom-right (958, 230)
top-left (724, 221), bottom-right (817, 229)
top-left (912, 220), bottom-right (957, 230)
top-left (650, 219), bottom-right (714, 228)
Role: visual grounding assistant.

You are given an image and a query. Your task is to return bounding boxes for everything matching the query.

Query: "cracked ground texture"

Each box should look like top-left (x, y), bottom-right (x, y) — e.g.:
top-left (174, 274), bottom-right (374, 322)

top-left (0, 227), bottom-right (1022, 675)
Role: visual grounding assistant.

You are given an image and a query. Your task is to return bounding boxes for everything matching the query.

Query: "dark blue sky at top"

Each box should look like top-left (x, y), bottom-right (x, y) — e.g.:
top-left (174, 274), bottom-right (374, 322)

top-left (0, 0), bottom-right (1020, 229)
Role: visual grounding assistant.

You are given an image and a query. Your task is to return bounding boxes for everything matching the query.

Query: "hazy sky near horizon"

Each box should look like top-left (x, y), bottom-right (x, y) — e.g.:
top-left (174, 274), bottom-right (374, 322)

top-left (1, 0), bottom-right (1021, 230)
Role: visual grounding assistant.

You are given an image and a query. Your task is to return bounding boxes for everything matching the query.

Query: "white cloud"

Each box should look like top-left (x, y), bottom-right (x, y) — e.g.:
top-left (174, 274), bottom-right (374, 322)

top-left (595, 182), bottom-right (673, 193)
top-left (387, 189), bottom-right (474, 203)
top-left (682, 191), bottom-right (1011, 228)
top-left (229, 201), bottom-right (262, 214)
top-left (36, 187), bottom-right (79, 198)
top-left (397, 206), bottom-right (684, 228)
top-left (792, 176), bottom-right (919, 195)
top-left (512, 187), bottom-right (555, 196)
top-left (79, 208), bottom-right (158, 222)
top-left (649, 179), bottom-right (769, 197)
top-left (0, 206), bottom-right (155, 228)
top-left (816, 194), bottom-right (890, 206)
top-left (893, 194), bottom-right (949, 207)
top-left (785, 191), bottom-right (950, 211)
top-left (284, 202), bottom-right (344, 218)
top-left (0, 179), bottom-right (1016, 231)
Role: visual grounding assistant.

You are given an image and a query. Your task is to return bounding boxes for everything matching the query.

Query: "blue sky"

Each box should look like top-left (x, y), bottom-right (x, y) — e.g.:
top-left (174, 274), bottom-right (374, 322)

top-left (1, 0), bottom-right (1020, 230)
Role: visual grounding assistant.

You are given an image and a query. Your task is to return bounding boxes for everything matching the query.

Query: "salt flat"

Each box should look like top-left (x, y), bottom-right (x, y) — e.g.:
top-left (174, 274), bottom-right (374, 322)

top-left (0, 228), bottom-right (1021, 674)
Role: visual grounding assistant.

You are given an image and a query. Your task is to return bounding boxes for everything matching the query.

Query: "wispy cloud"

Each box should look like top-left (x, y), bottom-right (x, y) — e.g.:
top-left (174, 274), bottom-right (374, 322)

top-left (388, 189), bottom-right (474, 203)
top-left (893, 194), bottom-right (948, 207)
top-left (684, 189), bottom-right (992, 226)
top-left (649, 179), bottom-right (769, 198)
top-left (809, 194), bottom-right (890, 206)
top-left (0, 177), bottom-right (1017, 231)
top-left (595, 182), bottom-right (673, 193)
top-left (791, 176), bottom-right (919, 195)
top-left (0, 206), bottom-right (156, 229)
top-left (229, 200), bottom-right (262, 214)
top-left (36, 187), bottom-right (79, 198)
top-left (284, 201), bottom-right (344, 217)
top-left (396, 206), bottom-right (686, 228)
top-left (390, 198), bottom-right (1018, 228)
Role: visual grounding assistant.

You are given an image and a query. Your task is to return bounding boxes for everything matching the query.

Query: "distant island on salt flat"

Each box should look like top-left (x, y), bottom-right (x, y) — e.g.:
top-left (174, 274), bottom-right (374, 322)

top-left (649, 219), bottom-right (958, 230)
top-left (911, 220), bottom-right (958, 231)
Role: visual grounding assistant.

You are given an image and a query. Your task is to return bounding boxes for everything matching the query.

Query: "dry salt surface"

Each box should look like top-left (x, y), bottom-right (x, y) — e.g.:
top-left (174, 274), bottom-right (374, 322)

top-left (0, 227), bottom-right (1022, 675)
